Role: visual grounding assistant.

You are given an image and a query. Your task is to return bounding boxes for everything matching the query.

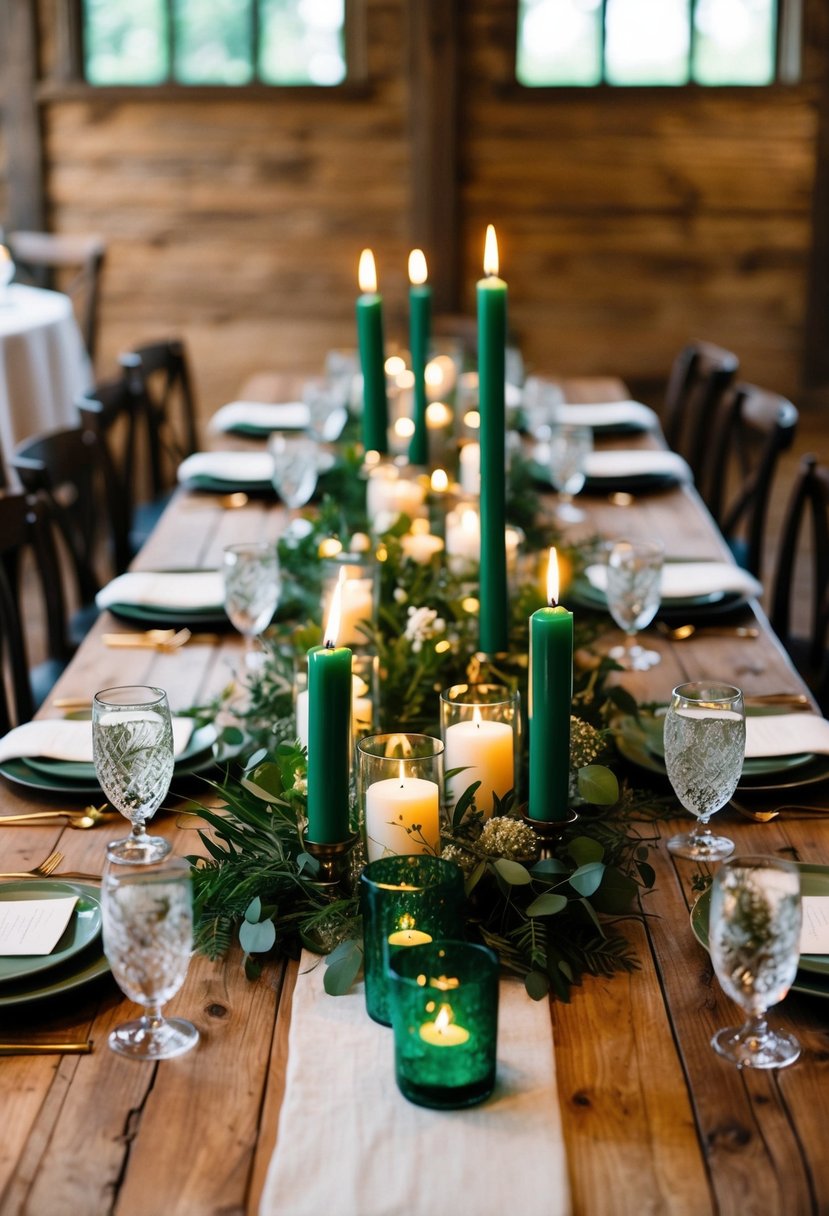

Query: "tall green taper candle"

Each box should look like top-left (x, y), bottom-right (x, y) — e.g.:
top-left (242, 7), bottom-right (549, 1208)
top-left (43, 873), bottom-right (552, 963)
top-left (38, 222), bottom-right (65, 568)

top-left (306, 572), bottom-right (353, 843)
top-left (356, 248), bottom-right (389, 455)
top-left (476, 224), bottom-right (509, 654)
top-left (528, 548), bottom-right (573, 821)
top-left (408, 248), bottom-right (431, 466)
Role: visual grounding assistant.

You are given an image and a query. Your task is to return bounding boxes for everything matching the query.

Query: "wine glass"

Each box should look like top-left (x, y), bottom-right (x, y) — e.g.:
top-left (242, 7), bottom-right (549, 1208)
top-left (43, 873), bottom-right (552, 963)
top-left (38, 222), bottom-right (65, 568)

top-left (102, 855), bottom-right (199, 1060)
top-left (605, 539), bottom-right (663, 670)
top-left (269, 433), bottom-right (319, 511)
top-left (521, 376), bottom-right (563, 439)
top-left (222, 542), bottom-right (281, 669)
top-left (547, 423), bottom-right (592, 522)
top-left (93, 686), bottom-right (174, 864)
top-left (664, 681), bottom-right (745, 861)
top-left (709, 855), bottom-right (802, 1069)
top-left (302, 375), bottom-right (349, 443)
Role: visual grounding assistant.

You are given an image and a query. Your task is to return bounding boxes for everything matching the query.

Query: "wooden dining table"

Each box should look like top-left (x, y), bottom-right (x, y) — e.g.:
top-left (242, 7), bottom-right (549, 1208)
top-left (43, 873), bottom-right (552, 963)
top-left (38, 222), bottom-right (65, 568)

top-left (0, 376), bottom-right (826, 1216)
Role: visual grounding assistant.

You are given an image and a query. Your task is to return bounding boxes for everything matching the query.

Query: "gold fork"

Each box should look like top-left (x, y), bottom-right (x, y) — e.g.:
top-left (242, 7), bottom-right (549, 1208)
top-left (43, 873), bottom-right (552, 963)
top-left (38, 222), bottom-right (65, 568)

top-left (0, 850), bottom-right (64, 879)
top-left (0, 806), bottom-right (115, 830)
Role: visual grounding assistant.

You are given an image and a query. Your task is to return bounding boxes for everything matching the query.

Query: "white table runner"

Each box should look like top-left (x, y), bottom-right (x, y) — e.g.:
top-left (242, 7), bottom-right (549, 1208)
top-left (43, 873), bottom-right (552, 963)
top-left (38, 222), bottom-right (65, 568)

top-left (260, 951), bottom-right (571, 1216)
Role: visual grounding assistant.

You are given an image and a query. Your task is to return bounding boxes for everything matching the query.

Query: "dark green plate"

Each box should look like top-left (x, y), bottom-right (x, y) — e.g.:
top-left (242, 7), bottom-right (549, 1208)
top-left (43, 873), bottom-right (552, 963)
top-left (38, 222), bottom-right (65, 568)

top-left (107, 601), bottom-right (229, 628)
top-left (633, 707), bottom-right (814, 777)
top-left (184, 474), bottom-right (274, 494)
top-left (569, 575), bottom-right (726, 614)
top-left (0, 881), bottom-right (101, 984)
top-left (23, 722), bottom-right (218, 783)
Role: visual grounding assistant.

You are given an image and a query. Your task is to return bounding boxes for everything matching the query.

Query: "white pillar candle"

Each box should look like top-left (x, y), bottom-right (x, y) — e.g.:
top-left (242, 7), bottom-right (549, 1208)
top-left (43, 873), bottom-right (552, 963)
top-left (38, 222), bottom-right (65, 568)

top-left (444, 712), bottom-right (514, 819)
top-left (322, 577), bottom-right (373, 646)
top-left (365, 772), bottom-right (440, 862)
top-left (296, 688), bottom-right (310, 750)
top-left (352, 673), bottom-right (373, 738)
top-left (445, 506), bottom-right (481, 568)
top-left (459, 442), bottom-right (481, 495)
top-left (366, 465), bottom-right (426, 532)
top-left (401, 532), bottom-right (444, 564)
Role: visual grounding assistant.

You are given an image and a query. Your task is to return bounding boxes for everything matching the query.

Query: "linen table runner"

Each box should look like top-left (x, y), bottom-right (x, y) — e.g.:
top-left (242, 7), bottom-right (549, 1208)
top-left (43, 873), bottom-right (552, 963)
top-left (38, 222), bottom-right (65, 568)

top-left (260, 950), bottom-right (571, 1216)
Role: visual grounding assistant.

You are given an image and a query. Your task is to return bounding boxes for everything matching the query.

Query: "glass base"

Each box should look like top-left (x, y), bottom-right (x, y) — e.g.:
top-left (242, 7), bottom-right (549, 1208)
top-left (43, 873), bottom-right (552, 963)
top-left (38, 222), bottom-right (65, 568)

top-left (106, 834), bottom-right (172, 864)
top-left (609, 642), bottom-right (661, 671)
top-left (666, 828), bottom-right (735, 861)
top-left (396, 1068), bottom-right (495, 1109)
top-left (108, 1016), bottom-right (199, 1061)
top-left (712, 1023), bottom-right (800, 1070)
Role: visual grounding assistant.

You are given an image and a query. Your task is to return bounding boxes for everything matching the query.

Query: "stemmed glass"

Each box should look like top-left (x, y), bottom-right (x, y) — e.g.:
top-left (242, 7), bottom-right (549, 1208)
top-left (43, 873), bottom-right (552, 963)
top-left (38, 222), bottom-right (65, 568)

top-left (93, 685), bottom-right (175, 864)
top-left (547, 423), bottom-right (592, 522)
top-left (222, 542), bottom-right (281, 669)
top-left (302, 375), bottom-right (349, 443)
top-left (605, 539), bottom-right (664, 670)
top-left (709, 855), bottom-right (802, 1069)
top-left (664, 681), bottom-right (745, 861)
top-left (269, 433), bottom-right (319, 512)
top-left (102, 855), bottom-right (200, 1060)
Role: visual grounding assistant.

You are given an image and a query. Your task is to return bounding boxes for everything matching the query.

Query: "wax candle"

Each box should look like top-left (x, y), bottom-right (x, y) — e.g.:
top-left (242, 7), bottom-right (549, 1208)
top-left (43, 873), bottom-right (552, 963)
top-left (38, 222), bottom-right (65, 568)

top-left (419, 1004), bottom-right (471, 1047)
top-left (408, 249), bottom-right (432, 466)
top-left (364, 762), bottom-right (440, 862)
top-left (401, 530), bottom-right (444, 564)
top-left (356, 249), bottom-right (389, 454)
top-left (366, 464), bottom-right (426, 532)
top-left (444, 707), bottom-right (514, 819)
top-left (476, 225), bottom-right (508, 654)
top-left (528, 548), bottom-right (573, 822)
top-left (306, 571), bottom-right (353, 843)
top-left (459, 442), bottom-right (481, 496)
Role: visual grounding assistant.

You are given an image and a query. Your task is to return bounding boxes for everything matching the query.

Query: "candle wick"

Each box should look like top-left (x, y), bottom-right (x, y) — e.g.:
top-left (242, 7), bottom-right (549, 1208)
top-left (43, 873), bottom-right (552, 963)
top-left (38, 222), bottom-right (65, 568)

top-left (325, 640), bottom-right (334, 650)
top-left (550, 597), bottom-right (558, 609)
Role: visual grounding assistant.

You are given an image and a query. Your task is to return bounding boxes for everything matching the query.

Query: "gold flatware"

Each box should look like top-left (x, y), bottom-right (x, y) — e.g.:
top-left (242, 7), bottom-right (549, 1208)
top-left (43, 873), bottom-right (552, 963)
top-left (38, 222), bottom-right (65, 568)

top-left (657, 623), bottom-right (760, 641)
top-left (0, 850), bottom-right (63, 879)
top-left (103, 628), bottom-right (192, 651)
top-left (0, 806), bottom-right (115, 830)
top-left (51, 697), bottom-right (93, 711)
top-left (0, 1040), bottom-right (93, 1055)
top-left (742, 693), bottom-right (813, 710)
top-left (731, 799), bottom-right (828, 823)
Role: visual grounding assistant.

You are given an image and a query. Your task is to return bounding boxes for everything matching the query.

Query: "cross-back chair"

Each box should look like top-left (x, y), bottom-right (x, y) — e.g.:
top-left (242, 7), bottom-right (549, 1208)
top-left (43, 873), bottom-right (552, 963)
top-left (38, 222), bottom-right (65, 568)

top-left (120, 338), bottom-right (199, 500)
top-left (662, 341), bottom-right (739, 478)
top-left (8, 230), bottom-right (106, 364)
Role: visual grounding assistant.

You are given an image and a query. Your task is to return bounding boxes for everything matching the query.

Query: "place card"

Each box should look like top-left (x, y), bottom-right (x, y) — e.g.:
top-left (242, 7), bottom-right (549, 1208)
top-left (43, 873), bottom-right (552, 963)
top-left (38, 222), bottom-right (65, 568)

top-left (0, 896), bottom-right (77, 956)
top-left (745, 713), bottom-right (829, 759)
top-left (800, 897), bottom-right (829, 956)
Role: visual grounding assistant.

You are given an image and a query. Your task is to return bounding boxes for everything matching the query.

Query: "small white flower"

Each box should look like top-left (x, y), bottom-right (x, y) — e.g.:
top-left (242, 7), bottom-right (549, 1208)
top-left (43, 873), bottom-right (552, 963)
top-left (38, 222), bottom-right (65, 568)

top-left (404, 605), bottom-right (441, 648)
top-left (393, 587), bottom-right (408, 604)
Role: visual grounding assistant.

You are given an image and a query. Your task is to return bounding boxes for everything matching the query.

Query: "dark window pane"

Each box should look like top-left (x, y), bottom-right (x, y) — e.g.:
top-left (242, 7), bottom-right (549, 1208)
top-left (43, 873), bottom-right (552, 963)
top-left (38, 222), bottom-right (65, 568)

top-left (693, 0), bottom-right (777, 85)
top-left (259, 0), bottom-right (346, 85)
top-left (516, 0), bottom-right (602, 87)
top-left (84, 0), bottom-right (168, 84)
top-left (174, 0), bottom-right (254, 84)
top-left (605, 0), bottom-right (691, 85)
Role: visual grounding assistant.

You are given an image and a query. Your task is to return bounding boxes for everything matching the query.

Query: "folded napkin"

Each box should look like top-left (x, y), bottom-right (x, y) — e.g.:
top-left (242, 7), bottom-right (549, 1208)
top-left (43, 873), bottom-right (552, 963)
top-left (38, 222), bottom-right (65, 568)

top-left (585, 560), bottom-right (761, 601)
top-left (96, 570), bottom-right (225, 612)
top-left (209, 401), bottom-right (310, 434)
top-left (260, 953), bottom-right (570, 1216)
top-left (0, 716), bottom-right (195, 764)
top-left (745, 713), bottom-right (829, 759)
top-left (583, 449), bottom-right (692, 482)
top-left (556, 401), bottom-right (659, 431)
top-left (177, 451), bottom-right (275, 487)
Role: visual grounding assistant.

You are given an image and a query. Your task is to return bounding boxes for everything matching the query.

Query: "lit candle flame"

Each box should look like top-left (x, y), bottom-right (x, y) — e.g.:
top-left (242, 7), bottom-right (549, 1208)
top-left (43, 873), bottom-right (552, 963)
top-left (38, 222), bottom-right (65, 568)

top-left (547, 547), bottom-right (559, 607)
top-left (472, 705), bottom-right (482, 729)
top-left (483, 224), bottom-right (499, 277)
top-left (434, 1004), bottom-right (452, 1032)
top-left (324, 567), bottom-right (346, 648)
top-left (431, 468), bottom-right (449, 493)
top-left (358, 248), bottom-right (378, 294)
top-left (398, 758), bottom-right (407, 786)
top-left (408, 248), bottom-right (428, 286)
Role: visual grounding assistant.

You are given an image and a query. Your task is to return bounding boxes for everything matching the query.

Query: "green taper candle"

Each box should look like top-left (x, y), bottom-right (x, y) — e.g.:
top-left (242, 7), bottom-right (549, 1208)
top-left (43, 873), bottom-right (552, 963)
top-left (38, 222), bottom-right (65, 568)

top-left (306, 572), bottom-right (353, 843)
top-left (408, 249), bottom-right (431, 466)
top-left (476, 225), bottom-right (508, 654)
top-left (528, 548), bottom-right (573, 821)
top-left (356, 248), bottom-right (389, 455)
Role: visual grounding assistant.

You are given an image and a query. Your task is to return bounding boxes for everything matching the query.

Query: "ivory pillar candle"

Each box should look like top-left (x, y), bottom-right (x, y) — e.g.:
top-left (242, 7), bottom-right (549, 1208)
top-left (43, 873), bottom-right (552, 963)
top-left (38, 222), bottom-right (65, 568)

top-left (444, 711), bottom-right (514, 819)
top-left (365, 767), bottom-right (440, 863)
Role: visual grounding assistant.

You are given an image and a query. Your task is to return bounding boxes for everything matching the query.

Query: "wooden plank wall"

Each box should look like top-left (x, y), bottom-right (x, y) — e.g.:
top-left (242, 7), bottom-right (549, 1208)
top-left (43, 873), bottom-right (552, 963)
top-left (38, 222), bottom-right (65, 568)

top-left (0, 0), bottom-right (824, 414)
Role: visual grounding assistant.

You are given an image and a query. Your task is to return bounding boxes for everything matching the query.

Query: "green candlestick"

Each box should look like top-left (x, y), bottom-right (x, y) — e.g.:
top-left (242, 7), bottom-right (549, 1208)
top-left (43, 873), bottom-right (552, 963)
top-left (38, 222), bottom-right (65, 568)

top-left (528, 559), bottom-right (573, 821)
top-left (408, 249), bottom-right (431, 466)
top-left (356, 248), bottom-right (388, 455)
top-left (307, 640), bottom-right (353, 843)
top-left (476, 225), bottom-right (508, 655)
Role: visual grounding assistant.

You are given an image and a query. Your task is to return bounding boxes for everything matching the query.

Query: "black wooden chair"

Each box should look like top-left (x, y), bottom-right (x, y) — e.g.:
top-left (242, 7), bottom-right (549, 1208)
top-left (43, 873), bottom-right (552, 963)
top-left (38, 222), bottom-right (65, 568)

top-left (770, 455), bottom-right (829, 712)
top-left (700, 383), bottom-right (798, 579)
top-left (8, 230), bottom-right (106, 364)
top-left (120, 338), bottom-right (199, 501)
top-left (662, 341), bottom-right (739, 479)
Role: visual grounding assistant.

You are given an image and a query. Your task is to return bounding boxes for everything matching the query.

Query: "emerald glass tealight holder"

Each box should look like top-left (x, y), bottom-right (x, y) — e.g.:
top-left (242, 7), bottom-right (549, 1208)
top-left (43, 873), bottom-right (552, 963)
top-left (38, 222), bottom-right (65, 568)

top-left (360, 855), bottom-right (464, 1027)
top-left (387, 940), bottom-right (499, 1109)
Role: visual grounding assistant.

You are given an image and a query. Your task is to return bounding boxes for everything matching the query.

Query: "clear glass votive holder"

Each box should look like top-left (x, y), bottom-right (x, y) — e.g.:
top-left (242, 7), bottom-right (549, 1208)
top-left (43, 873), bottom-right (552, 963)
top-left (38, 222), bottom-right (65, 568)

top-left (293, 652), bottom-right (379, 756)
top-left (357, 733), bottom-right (444, 863)
top-left (360, 855), bottom-right (465, 1026)
top-left (320, 552), bottom-right (378, 649)
top-left (440, 684), bottom-right (520, 819)
top-left (388, 939), bottom-right (499, 1109)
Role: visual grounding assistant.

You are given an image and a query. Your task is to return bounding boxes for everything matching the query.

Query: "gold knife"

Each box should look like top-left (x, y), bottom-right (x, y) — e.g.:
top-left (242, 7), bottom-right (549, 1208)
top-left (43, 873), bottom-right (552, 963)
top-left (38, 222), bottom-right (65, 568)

top-left (0, 1041), bottom-right (94, 1055)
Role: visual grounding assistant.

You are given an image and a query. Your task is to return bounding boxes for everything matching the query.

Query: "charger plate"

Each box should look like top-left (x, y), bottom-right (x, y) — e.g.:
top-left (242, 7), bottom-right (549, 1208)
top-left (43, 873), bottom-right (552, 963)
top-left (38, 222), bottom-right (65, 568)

top-left (0, 880), bottom-right (101, 984)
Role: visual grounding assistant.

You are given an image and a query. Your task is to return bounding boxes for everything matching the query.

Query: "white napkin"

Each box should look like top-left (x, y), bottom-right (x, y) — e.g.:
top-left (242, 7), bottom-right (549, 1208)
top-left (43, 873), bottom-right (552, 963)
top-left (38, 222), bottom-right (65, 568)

top-left (584, 449), bottom-right (692, 482)
top-left (745, 714), bottom-right (829, 759)
top-left (177, 451), bottom-right (275, 486)
top-left (209, 401), bottom-right (310, 434)
top-left (0, 716), bottom-right (195, 763)
top-left (260, 953), bottom-right (571, 1216)
top-left (95, 570), bottom-right (225, 612)
top-left (555, 401), bottom-right (659, 431)
top-left (585, 561), bottom-right (761, 601)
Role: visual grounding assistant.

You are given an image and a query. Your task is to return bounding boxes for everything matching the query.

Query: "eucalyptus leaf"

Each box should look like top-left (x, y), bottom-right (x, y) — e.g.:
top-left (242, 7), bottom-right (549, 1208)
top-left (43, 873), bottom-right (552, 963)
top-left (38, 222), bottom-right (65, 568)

top-left (636, 860), bottom-right (656, 889)
top-left (591, 867), bottom-right (639, 914)
top-left (244, 896), bottom-right (263, 924)
top-left (465, 859), bottom-right (487, 897)
top-left (525, 970), bottom-right (551, 1000)
top-left (244, 956), bottom-right (263, 981)
top-left (239, 917), bottom-right (276, 955)
top-left (530, 857), bottom-right (568, 877)
top-left (324, 944), bottom-right (362, 996)
top-left (577, 765), bottom-right (619, 806)
top-left (245, 747), bottom-right (269, 771)
top-left (452, 780), bottom-right (481, 829)
top-left (526, 893), bottom-right (568, 917)
top-left (567, 836), bottom-right (605, 866)
top-left (297, 851), bottom-right (320, 877)
top-left (568, 861), bottom-right (606, 897)
top-left (493, 858), bottom-right (533, 886)
top-left (240, 777), bottom-right (283, 805)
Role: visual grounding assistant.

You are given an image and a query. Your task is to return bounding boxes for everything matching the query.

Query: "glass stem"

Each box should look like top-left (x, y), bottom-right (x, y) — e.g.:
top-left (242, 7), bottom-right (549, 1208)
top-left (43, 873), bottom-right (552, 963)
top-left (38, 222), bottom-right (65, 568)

top-left (741, 1013), bottom-right (769, 1048)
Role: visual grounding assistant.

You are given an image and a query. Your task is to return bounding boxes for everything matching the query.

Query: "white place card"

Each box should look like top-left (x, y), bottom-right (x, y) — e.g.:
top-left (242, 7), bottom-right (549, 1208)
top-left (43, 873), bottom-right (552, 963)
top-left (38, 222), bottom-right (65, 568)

top-left (745, 714), bottom-right (829, 759)
top-left (0, 896), bottom-right (78, 956)
top-left (800, 897), bottom-right (829, 956)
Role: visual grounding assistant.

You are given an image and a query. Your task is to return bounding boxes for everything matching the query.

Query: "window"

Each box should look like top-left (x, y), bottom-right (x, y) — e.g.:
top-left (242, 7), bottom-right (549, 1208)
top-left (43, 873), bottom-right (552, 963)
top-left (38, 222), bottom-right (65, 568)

top-left (516, 0), bottom-right (786, 88)
top-left (82, 0), bottom-right (348, 87)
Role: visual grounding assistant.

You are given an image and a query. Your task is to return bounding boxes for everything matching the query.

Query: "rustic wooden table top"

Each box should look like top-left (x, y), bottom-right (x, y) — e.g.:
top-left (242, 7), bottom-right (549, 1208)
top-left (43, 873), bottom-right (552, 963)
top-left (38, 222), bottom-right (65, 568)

top-left (0, 378), bottom-right (826, 1216)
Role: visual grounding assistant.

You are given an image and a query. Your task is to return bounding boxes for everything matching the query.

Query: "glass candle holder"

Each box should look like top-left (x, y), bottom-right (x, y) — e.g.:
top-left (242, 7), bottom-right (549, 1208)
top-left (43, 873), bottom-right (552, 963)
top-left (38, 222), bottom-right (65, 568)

top-left (320, 552), bottom-right (378, 649)
top-left (294, 652), bottom-right (378, 756)
top-left (388, 939), bottom-right (499, 1109)
top-left (364, 460), bottom-right (427, 533)
top-left (358, 733), bottom-right (444, 863)
top-left (360, 855), bottom-right (465, 1026)
top-left (444, 503), bottom-right (522, 577)
top-left (440, 684), bottom-right (520, 818)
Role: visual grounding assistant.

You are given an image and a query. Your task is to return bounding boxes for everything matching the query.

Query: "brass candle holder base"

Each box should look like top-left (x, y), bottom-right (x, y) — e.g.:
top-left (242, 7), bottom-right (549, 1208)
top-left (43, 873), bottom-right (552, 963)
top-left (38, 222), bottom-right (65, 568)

top-left (520, 808), bottom-right (579, 859)
top-left (304, 834), bottom-right (359, 897)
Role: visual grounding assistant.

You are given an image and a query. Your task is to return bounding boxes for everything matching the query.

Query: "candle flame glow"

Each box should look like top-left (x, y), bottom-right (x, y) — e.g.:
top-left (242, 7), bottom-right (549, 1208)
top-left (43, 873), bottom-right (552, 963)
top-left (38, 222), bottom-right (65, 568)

top-left (324, 567), bottom-right (346, 647)
top-left (0, 246), bottom-right (10, 263)
top-left (472, 705), bottom-right (482, 729)
top-left (483, 225), bottom-right (499, 277)
top-left (431, 468), bottom-right (449, 493)
top-left (547, 547), bottom-right (559, 607)
top-left (434, 1004), bottom-right (453, 1032)
top-left (462, 508), bottom-right (479, 534)
top-left (408, 248), bottom-right (428, 286)
top-left (358, 248), bottom-right (377, 293)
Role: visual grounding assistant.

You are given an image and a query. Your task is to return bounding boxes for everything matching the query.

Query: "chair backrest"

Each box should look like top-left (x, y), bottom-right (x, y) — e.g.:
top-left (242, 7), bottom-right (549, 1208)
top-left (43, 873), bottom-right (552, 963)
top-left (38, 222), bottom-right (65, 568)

top-left (771, 454), bottom-right (829, 677)
top-left (8, 230), bottom-right (106, 364)
top-left (663, 341), bottom-right (739, 477)
top-left (119, 339), bottom-right (199, 498)
top-left (701, 383), bottom-right (798, 578)
top-left (76, 374), bottom-right (141, 573)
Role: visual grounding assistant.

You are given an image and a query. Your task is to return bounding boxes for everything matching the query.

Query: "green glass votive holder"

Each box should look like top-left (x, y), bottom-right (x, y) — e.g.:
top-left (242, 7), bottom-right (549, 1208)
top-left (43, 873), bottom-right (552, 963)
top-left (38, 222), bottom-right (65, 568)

top-left (360, 855), bottom-right (464, 1027)
top-left (388, 940), bottom-right (499, 1110)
